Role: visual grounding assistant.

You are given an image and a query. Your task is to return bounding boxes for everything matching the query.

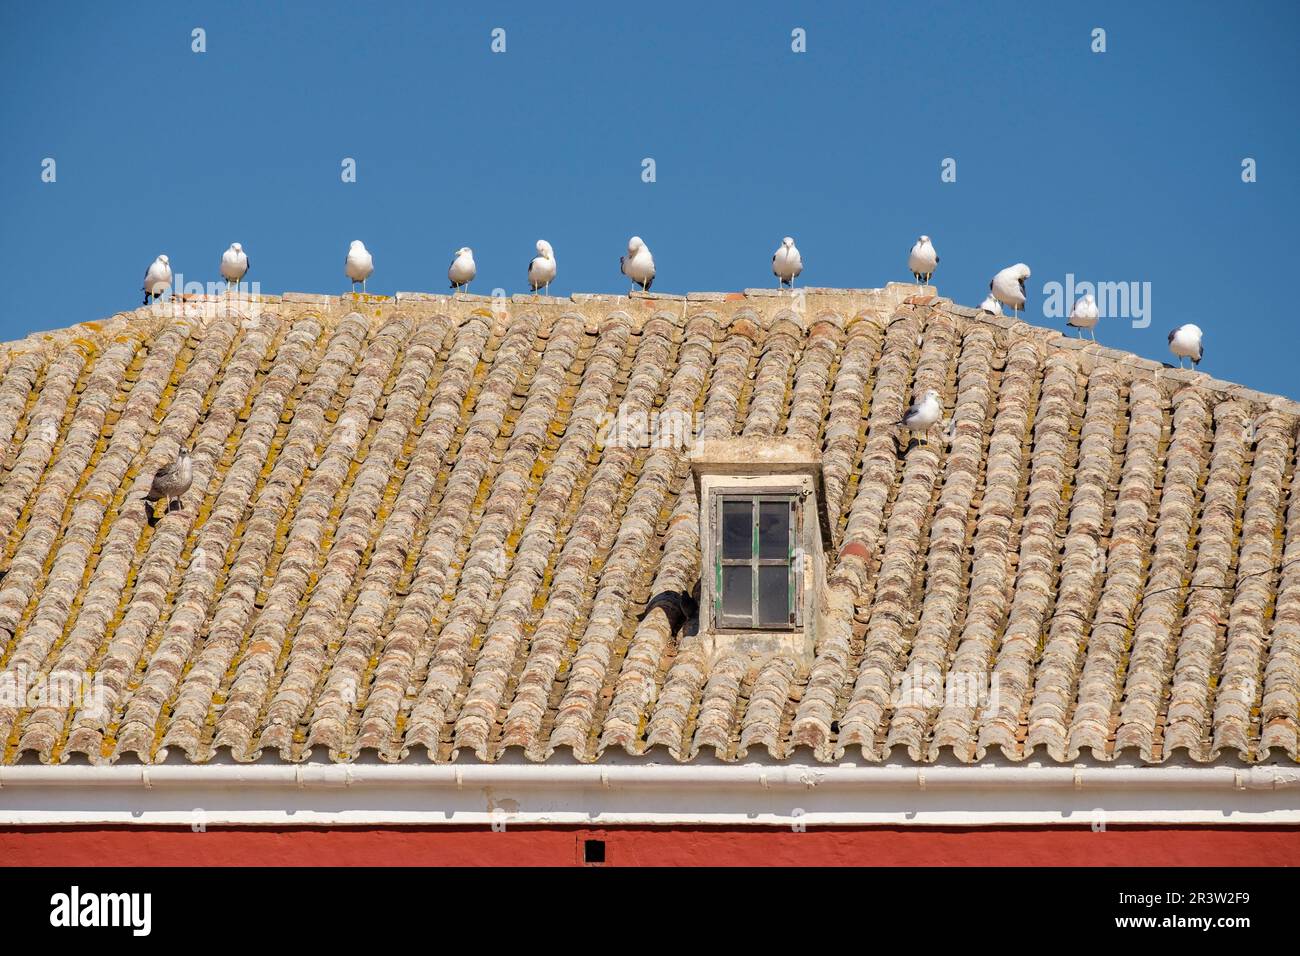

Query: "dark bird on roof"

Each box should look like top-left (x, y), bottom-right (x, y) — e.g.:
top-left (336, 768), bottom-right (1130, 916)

top-left (145, 447), bottom-right (193, 525)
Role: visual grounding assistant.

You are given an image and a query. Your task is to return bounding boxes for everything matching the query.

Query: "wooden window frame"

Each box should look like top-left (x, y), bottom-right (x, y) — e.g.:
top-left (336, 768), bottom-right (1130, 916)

top-left (711, 490), bottom-right (801, 631)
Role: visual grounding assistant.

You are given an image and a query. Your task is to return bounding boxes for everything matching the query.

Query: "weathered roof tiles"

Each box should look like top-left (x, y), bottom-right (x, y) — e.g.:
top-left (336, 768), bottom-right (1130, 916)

top-left (0, 284), bottom-right (1297, 766)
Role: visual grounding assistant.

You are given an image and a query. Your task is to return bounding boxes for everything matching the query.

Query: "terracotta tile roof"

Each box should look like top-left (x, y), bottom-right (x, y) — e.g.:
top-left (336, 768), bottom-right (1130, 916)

top-left (0, 284), bottom-right (1297, 766)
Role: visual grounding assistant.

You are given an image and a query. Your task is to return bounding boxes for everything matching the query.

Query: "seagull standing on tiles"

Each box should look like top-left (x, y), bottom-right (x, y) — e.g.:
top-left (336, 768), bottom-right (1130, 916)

top-left (990, 263), bottom-right (1031, 322)
top-left (620, 236), bottom-right (655, 292)
top-left (898, 389), bottom-right (943, 446)
top-left (449, 247), bottom-right (476, 292)
top-left (979, 293), bottom-right (1003, 315)
top-left (145, 446), bottom-right (193, 525)
top-left (772, 236), bottom-right (803, 287)
top-left (220, 243), bottom-right (249, 290)
top-left (908, 235), bottom-right (939, 285)
top-left (1068, 293), bottom-right (1099, 340)
top-left (1168, 324), bottom-right (1203, 368)
top-left (142, 254), bottom-right (172, 304)
top-left (528, 240), bottom-right (557, 294)
top-left (345, 240), bottom-right (374, 293)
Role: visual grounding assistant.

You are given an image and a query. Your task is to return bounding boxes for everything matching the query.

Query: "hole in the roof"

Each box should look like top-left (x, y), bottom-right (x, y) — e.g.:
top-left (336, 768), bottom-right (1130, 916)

top-left (583, 838), bottom-right (606, 865)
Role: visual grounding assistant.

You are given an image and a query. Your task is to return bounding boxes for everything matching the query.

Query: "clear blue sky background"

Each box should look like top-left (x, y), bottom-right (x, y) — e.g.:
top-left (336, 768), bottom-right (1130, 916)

top-left (2, 1), bottom-right (1296, 396)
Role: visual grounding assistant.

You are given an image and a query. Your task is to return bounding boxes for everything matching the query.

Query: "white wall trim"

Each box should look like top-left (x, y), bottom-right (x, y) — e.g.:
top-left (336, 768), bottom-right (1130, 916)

top-left (2, 763), bottom-right (1298, 827)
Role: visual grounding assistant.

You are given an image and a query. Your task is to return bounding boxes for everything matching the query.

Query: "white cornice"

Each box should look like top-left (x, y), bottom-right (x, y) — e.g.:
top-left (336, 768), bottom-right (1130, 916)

top-left (1, 764), bottom-right (1297, 827)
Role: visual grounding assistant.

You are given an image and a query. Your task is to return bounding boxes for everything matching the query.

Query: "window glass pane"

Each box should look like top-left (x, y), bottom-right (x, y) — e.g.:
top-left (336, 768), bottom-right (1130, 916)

top-left (721, 565), bottom-right (752, 620)
top-left (757, 564), bottom-right (791, 625)
top-left (722, 499), bottom-right (752, 559)
top-left (758, 500), bottom-right (791, 559)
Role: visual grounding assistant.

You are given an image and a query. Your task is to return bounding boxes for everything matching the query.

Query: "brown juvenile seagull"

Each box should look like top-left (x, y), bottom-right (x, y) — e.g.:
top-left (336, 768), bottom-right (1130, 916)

top-left (145, 447), bottom-right (193, 525)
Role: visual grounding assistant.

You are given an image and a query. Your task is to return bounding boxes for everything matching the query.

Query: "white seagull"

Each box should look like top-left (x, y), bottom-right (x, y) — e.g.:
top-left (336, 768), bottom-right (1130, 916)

top-left (979, 293), bottom-right (1003, 315)
top-left (448, 247), bottom-right (476, 292)
top-left (620, 236), bottom-right (655, 292)
top-left (1068, 293), bottom-right (1100, 340)
top-left (1168, 324), bottom-right (1203, 369)
top-left (908, 235), bottom-right (939, 285)
top-left (345, 240), bottom-right (374, 293)
top-left (528, 240), bottom-right (557, 294)
top-left (772, 236), bottom-right (803, 288)
top-left (899, 389), bottom-right (943, 446)
top-left (990, 263), bottom-right (1031, 321)
top-left (142, 255), bottom-right (172, 305)
top-left (220, 242), bottom-right (249, 289)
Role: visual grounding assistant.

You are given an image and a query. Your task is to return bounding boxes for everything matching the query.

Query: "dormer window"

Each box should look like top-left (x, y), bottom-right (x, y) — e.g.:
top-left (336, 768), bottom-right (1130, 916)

top-left (691, 437), bottom-right (829, 666)
top-left (715, 492), bottom-right (801, 629)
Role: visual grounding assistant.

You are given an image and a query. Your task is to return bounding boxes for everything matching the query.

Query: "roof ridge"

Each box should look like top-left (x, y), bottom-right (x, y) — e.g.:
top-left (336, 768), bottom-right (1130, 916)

top-left (931, 296), bottom-right (1300, 418)
top-left (3, 282), bottom-right (1296, 419)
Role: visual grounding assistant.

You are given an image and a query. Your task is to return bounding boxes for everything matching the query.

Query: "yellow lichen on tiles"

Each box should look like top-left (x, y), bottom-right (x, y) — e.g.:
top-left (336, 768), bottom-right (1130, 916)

top-left (1, 291), bottom-right (1299, 765)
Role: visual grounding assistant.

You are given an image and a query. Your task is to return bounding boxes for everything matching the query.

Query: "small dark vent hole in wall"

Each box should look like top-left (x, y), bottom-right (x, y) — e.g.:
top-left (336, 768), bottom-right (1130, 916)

top-left (584, 839), bottom-right (606, 865)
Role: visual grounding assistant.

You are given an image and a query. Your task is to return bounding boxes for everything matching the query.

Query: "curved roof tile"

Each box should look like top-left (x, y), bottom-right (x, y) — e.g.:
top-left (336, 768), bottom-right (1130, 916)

top-left (0, 284), bottom-right (1297, 765)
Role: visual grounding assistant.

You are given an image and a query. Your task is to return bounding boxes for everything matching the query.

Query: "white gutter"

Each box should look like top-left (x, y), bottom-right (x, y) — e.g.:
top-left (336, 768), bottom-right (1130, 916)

top-left (1, 763), bottom-right (1297, 826)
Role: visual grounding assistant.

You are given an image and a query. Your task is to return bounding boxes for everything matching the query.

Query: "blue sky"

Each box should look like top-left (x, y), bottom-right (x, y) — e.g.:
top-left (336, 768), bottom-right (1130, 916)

top-left (2, 1), bottom-right (1296, 396)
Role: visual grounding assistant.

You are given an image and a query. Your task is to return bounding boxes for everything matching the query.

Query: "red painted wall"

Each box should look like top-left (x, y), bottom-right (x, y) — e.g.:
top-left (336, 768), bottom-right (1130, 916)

top-left (3, 825), bottom-right (1299, 866)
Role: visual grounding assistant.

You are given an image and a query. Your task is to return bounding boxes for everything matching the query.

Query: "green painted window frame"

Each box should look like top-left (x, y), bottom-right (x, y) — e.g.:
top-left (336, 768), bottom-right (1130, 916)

top-left (712, 491), bottom-right (801, 630)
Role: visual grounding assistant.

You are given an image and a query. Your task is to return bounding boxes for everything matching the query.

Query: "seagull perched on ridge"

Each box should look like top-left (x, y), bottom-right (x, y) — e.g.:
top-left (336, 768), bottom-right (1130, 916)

top-left (1068, 293), bottom-right (1099, 340)
top-left (142, 255), bottom-right (172, 305)
top-left (345, 240), bottom-right (373, 293)
top-left (772, 237), bottom-right (803, 288)
top-left (990, 263), bottom-right (1031, 322)
top-left (979, 293), bottom-right (1002, 316)
top-left (898, 389), bottom-right (943, 446)
top-left (1168, 324), bottom-right (1203, 368)
top-left (528, 240), bottom-right (557, 294)
top-left (908, 235), bottom-right (939, 285)
top-left (620, 236), bottom-right (655, 292)
top-left (145, 446), bottom-right (193, 525)
top-left (449, 247), bottom-right (476, 292)
top-left (220, 243), bottom-right (249, 289)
